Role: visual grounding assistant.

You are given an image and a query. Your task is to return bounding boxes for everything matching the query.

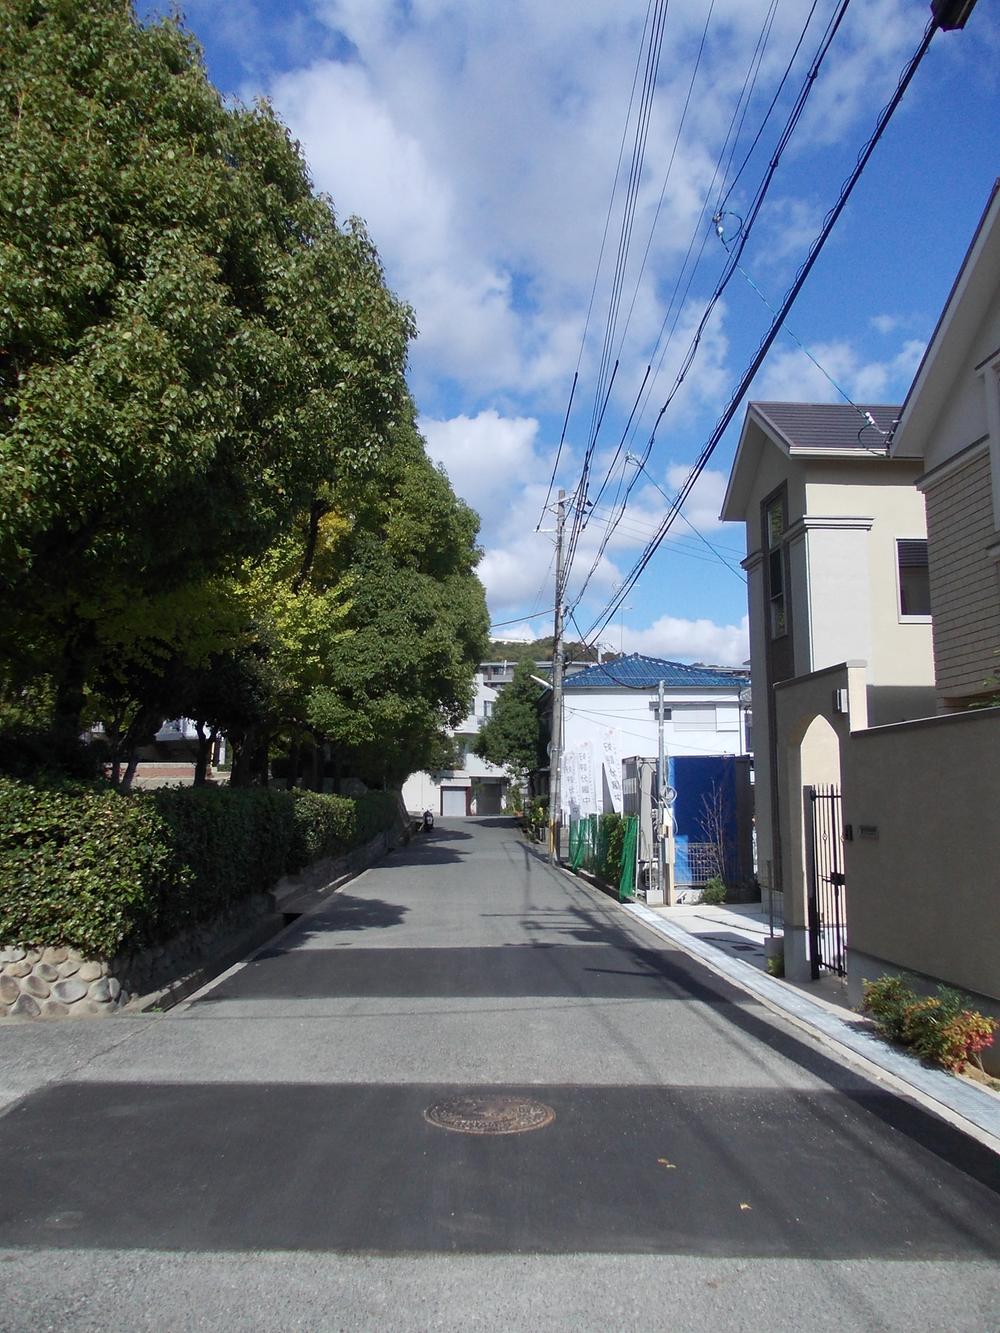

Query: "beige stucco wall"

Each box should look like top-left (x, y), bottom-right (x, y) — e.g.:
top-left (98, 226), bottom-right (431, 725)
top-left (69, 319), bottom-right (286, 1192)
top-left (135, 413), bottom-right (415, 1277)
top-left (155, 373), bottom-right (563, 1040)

top-left (736, 438), bottom-right (809, 904)
top-left (740, 426), bottom-right (808, 553)
top-left (804, 467), bottom-right (933, 694)
top-left (736, 444), bottom-right (934, 905)
top-left (771, 662), bottom-right (868, 980)
top-left (843, 706), bottom-right (1000, 1004)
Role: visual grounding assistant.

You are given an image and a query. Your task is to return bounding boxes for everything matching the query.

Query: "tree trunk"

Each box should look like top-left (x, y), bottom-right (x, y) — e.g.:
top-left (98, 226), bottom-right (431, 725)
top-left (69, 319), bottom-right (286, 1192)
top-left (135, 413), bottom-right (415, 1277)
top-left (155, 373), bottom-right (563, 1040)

top-left (252, 739), bottom-right (269, 786)
top-left (52, 631), bottom-right (92, 760)
top-left (286, 739), bottom-right (301, 791)
top-left (120, 750), bottom-right (140, 791)
top-left (193, 721), bottom-right (212, 786)
top-left (228, 731), bottom-right (252, 786)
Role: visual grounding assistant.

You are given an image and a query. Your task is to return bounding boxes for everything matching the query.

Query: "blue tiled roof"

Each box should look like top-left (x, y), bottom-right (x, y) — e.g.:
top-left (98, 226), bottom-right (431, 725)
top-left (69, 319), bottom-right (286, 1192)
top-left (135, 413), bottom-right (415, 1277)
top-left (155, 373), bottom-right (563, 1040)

top-left (564, 654), bottom-right (746, 690)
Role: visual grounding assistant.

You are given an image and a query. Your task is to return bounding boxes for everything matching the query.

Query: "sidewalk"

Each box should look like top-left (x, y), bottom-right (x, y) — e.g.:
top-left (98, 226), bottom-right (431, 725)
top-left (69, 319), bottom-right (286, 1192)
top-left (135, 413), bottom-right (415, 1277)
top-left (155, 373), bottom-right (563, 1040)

top-left (624, 897), bottom-right (1000, 1153)
top-left (650, 900), bottom-right (853, 1012)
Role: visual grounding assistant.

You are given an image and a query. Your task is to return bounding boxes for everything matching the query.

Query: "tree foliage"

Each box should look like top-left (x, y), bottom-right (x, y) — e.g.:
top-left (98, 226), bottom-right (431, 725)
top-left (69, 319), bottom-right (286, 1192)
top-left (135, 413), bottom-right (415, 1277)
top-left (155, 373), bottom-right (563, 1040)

top-left (304, 409), bottom-right (488, 786)
top-left (0, 1), bottom-right (489, 792)
top-left (473, 659), bottom-right (546, 783)
top-left (0, 0), bottom-right (413, 732)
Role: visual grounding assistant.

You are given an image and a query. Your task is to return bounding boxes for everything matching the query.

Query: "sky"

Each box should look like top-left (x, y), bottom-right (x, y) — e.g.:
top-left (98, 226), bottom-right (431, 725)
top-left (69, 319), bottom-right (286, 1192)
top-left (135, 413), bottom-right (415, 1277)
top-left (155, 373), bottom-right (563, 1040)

top-left (146, 0), bottom-right (999, 664)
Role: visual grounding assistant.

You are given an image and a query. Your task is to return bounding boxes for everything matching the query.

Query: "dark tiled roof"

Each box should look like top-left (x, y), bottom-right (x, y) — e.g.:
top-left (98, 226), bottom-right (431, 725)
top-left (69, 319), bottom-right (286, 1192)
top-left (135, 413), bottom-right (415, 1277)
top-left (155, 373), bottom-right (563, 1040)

top-left (563, 654), bottom-right (747, 690)
top-left (751, 401), bottom-right (900, 451)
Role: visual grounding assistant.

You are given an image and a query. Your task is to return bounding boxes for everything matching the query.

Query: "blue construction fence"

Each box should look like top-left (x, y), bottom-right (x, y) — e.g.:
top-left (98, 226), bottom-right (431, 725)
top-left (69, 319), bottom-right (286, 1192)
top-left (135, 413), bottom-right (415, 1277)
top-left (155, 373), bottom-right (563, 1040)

top-left (667, 755), bottom-right (754, 899)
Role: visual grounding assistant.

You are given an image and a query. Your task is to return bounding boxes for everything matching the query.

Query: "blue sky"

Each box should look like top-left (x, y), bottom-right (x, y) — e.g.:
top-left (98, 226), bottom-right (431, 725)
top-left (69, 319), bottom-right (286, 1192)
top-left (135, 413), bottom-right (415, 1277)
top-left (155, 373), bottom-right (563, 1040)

top-left (147, 1), bottom-right (999, 663)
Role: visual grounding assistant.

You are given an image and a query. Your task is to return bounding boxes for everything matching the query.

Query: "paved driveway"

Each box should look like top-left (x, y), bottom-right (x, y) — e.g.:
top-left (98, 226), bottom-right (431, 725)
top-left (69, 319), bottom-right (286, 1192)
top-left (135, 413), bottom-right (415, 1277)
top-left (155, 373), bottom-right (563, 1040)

top-left (1, 817), bottom-right (998, 1330)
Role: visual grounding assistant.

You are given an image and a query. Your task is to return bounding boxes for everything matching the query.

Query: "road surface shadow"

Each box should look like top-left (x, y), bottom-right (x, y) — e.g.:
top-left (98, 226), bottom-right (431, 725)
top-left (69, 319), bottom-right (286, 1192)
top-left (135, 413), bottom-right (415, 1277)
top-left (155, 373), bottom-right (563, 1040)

top-left (2, 1081), bottom-right (997, 1257)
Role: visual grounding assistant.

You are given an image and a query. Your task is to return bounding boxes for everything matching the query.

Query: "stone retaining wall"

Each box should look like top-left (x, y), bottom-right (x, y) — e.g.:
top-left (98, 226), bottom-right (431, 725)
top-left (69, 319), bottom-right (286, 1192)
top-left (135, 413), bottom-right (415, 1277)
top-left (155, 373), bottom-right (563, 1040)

top-left (0, 948), bottom-right (126, 1018)
top-left (0, 894), bottom-right (275, 1020)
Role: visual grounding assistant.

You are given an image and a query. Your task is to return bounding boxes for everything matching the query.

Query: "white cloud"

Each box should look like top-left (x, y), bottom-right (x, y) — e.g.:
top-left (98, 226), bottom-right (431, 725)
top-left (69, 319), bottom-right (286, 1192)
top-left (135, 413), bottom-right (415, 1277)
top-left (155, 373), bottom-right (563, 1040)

top-left (755, 197), bottom-right (824, 269)
top-left (870, 313), bottom-right (902, 336)
top-left (258, 0), bottom-right (926, 406)
top-left (663, 464), bottom-right (729, 534)
top-left (753, 337), bottom-right (925, 405)
top-left (622, 613), bottom-right (749, 666)
top-left (421, 411), bottom-right (541, 521)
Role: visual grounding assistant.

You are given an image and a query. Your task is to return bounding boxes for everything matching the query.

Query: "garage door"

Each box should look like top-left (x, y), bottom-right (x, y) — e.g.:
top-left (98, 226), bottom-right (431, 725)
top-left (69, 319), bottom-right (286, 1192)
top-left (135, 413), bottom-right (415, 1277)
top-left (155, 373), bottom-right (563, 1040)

top-left (441, 787), bottom-right (467, 817)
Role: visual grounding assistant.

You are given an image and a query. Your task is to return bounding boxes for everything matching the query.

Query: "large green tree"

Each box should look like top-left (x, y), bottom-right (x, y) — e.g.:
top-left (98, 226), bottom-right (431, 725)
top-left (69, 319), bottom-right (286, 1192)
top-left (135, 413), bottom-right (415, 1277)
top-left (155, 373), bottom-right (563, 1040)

top-left (473, 659), bottom-right (546, 789)
top-left (306, 409), bottom-right (489, 787)
top-left (0, 0), bottom-right (413, 745)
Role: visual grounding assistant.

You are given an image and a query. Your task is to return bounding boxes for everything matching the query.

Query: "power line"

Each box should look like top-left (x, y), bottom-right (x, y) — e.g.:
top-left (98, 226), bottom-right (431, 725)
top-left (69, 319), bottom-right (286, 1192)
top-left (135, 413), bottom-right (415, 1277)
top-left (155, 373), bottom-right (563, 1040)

top-left (581, 7), bottom-right (945, 646)
top-left (586, 0), bottom-right (669, 449)
top-left (712, 0), bottom-right (781, 216)
top-left (587, 501), bottom-right (746, 555)
top-left (714, 226), bottom-right (892, 449)
top-left (717, 0), bottom-right (823, 215)
top-left (537, 0), bottom-right (658, 526)
top-left (563, 0), bottom-right (854, 605)
top-left (613, 0), bottom-right (717, 370)
top-left (626, 456), bottom-right (747, 581)
top-left (489, 608), bottom-right (558, 630)
top-left (536, 371), bottom-right (577, 529)
top-left (562, 0), bottom-right (671, 585)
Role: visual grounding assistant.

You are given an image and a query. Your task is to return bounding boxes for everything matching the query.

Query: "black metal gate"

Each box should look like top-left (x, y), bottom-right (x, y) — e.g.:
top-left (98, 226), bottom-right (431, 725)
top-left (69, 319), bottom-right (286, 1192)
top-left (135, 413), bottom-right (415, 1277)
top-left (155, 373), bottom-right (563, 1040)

top-left (807, 785), bottom-right (846, 978)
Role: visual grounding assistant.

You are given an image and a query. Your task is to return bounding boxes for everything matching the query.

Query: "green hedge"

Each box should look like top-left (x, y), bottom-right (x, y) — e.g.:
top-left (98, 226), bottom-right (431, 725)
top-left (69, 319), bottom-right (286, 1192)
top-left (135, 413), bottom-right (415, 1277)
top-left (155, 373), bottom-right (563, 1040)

top-left (0, 778), bottom-right (401, 958)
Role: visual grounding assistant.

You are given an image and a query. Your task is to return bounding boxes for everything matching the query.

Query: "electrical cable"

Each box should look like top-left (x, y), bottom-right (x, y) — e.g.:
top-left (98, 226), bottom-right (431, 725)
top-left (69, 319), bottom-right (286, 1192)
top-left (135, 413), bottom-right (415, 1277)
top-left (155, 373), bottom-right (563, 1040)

top-left (715, 222), bottom-right (892, 450)
top-left (712, 0), bottom-right (781, 216)
top-left (717, 0), bottom-right (822, 215)
top-left (587, 0), bottom-right (669, 450)
top-left (568, 0), bottom-right (849, 600)
top-left (613, 0), bottom-right (717, 368)
top-left (489, 607), bottom-right (558, 630)
top-left (563, 0), bottom-right (670, 580)
top-left (581, 8), bottom-right (943, 647)
top-left (587, 501), bottom-right (746, 554)
top-left (564, 0), bottom-right (856, 609)
top-left (626, 456), bottom-right (747, 581)
top-left (537, 371), bottom-right (578, 529)
top-left (537, 1), bottom-right (657, 526)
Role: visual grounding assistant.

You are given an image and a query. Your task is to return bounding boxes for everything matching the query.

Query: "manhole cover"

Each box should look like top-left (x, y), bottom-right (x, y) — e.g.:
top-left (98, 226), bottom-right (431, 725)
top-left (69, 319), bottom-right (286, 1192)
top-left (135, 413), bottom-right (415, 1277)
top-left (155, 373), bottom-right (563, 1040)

top-left (424, 1094), bottom-right (556, 1135)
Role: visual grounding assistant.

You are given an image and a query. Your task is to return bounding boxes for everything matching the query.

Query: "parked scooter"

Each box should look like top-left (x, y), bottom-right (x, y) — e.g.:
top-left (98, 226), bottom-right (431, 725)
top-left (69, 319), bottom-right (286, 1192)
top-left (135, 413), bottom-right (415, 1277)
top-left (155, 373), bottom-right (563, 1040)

top-left (423, 809), bottom-right (434, 831)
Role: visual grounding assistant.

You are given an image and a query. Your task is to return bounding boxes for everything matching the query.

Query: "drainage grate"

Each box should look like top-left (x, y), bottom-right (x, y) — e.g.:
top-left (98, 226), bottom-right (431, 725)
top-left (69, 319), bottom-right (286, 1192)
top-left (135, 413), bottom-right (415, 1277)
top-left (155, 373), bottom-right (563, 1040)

top-left (424, 1094), bottom-right (556, 1136)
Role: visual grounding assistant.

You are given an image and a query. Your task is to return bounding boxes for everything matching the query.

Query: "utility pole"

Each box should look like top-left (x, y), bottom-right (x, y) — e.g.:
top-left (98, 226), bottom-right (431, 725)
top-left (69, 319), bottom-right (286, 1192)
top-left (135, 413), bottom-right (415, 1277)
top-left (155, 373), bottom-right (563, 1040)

top-left (549, 489), bottom-right (566, 865)
top-left (657, 678), bottom-right (666, 899)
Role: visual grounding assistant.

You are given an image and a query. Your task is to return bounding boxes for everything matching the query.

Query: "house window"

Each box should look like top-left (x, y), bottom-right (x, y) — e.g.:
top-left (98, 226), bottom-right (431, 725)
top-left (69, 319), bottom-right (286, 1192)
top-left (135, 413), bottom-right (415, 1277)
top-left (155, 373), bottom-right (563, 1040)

top-left (765, 495), bottom-right (787, 638)
top-left (482, 700), bottom-right (494, 717)
top-left (673, 705), bottom-right (717, 732)
top-left (897, 539), bottom-right (931, 619)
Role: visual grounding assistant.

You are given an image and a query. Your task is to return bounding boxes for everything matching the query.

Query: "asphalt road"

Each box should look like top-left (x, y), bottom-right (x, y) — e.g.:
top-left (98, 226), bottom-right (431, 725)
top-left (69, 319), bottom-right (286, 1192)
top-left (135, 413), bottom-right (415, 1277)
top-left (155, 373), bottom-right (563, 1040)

top-left (1, 817), bottom-right (998, 1331)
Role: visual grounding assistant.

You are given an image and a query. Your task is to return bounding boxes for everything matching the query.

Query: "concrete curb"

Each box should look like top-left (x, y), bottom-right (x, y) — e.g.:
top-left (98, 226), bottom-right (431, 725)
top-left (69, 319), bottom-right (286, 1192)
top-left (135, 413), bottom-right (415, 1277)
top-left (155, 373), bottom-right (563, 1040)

top-left (617, 897), bottom-right (1000, 1153)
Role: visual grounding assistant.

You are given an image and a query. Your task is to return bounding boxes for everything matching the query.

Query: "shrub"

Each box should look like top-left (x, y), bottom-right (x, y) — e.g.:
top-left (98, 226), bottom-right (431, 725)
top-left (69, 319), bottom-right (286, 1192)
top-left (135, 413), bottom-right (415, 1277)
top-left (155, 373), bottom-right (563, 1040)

top-left (152, 786), bottom-right (296, 936)
top-left (596, 812), bottom-right (625, 885)
top-left (0, 776), bottom-right (186, 957)
top-left (700, 876), bottom-right (727, 906)
top-left (0, 777), bottom-right (401, 958)
top-left (859, 975), bottom-right (915, 1042)
top-left (861, 975), bottom-right (998, 1072)
top-left (525, 797), bottom-right (547, 834)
